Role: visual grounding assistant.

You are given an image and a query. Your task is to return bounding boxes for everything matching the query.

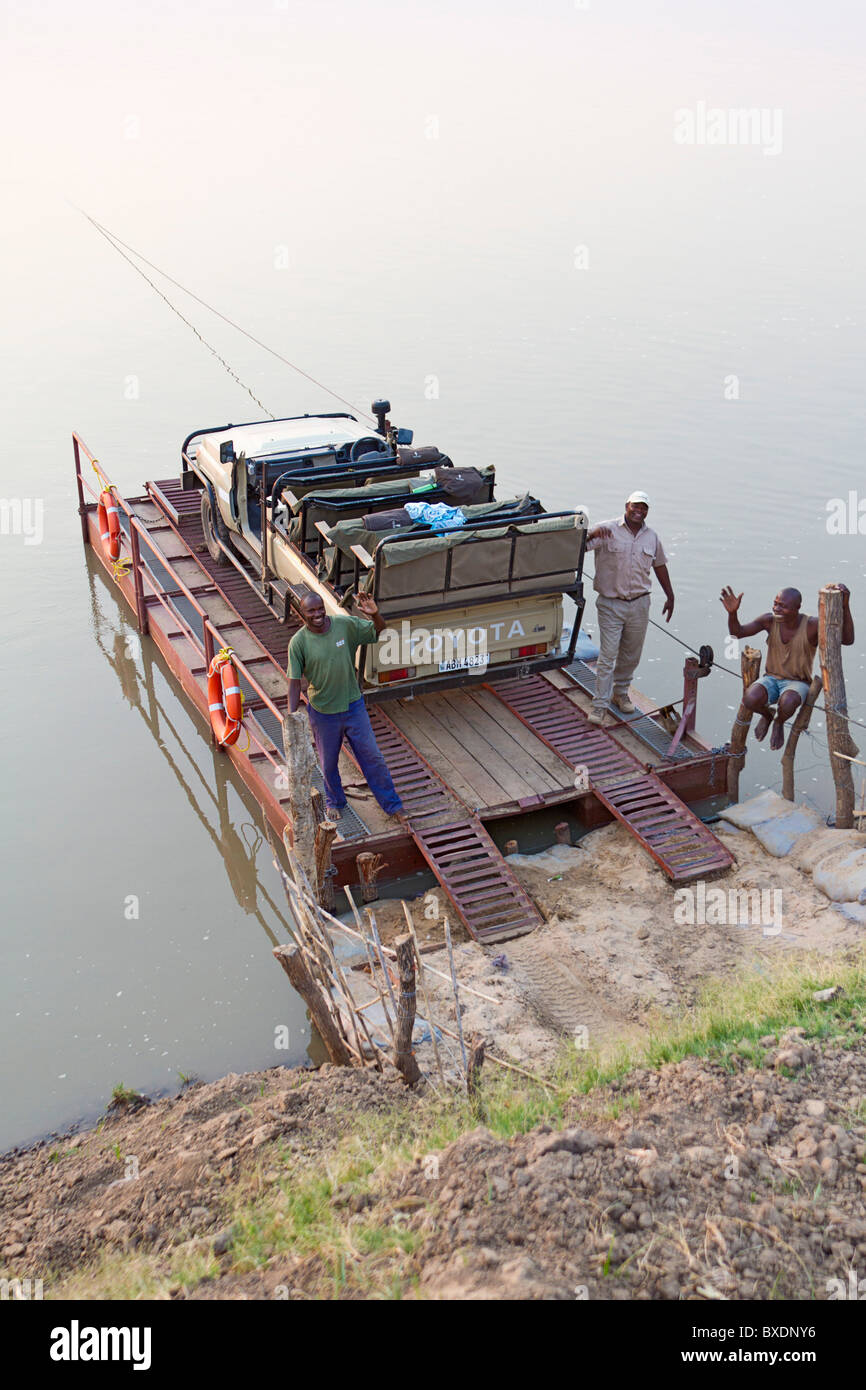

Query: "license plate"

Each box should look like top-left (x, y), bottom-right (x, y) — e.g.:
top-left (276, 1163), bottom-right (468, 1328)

top-left (438, 655), bottom-right (488, 672)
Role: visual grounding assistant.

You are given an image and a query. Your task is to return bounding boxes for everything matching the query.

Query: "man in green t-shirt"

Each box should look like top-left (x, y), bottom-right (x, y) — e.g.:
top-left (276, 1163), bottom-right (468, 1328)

top-left (287, 592), bottom-right (404, 820)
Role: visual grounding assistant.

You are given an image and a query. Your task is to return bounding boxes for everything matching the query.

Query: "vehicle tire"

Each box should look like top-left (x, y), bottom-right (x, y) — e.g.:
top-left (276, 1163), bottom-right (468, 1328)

top-left (201, 488), bottom-right (232, 566)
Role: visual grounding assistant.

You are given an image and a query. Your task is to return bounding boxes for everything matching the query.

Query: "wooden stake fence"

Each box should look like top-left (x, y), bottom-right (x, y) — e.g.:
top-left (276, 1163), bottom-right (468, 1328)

top-left (266, 818), bottom-right (553, 1095)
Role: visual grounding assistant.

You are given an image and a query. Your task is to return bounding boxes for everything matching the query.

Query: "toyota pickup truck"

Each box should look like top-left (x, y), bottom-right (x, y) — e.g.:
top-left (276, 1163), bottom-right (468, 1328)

top-left (181, 400), bottom-right (587, 700)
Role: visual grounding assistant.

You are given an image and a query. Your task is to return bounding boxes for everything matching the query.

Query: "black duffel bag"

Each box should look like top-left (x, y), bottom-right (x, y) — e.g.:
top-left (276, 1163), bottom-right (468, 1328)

top-left (435, 466), bottom-right (485, 504)
top-left (362, 507), bottom-right (412, 531)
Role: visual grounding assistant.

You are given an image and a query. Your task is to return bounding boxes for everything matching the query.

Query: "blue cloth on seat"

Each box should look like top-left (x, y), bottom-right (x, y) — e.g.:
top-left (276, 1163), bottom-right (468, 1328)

top-left (404, 501), bottom-right (466, 531)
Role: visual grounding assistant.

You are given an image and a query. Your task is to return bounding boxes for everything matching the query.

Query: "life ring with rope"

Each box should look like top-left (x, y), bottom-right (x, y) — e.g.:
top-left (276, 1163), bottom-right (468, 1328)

top-left (207, 648), bottom-right (244, 747)
top-left (97, 487), bottom-right (122, 561)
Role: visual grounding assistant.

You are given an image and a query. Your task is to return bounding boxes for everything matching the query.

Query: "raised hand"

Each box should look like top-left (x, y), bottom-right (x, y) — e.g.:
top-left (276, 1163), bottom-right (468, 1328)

top-left (355, 591), bottom-right (379, 618)
top-left (720, 585), bottom-right (743, 614)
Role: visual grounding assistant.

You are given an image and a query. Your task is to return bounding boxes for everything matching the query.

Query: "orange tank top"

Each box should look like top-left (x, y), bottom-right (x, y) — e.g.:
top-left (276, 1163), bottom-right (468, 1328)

top-left (766, 614), bottom-right (815, 683)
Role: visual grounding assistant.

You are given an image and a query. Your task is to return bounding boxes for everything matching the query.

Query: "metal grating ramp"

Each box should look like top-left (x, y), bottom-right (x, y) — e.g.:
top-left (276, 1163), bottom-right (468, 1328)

top-left (564, 659), bottom-right (689, 760)
top-left (369, 708), bottom-right (543, 943)
top-left (486, 675), bottom-right (733, 884)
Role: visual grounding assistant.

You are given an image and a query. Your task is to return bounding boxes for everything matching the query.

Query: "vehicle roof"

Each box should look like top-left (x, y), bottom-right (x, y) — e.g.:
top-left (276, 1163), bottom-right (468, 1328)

top-left (199, 416), bottom-right (373, 458)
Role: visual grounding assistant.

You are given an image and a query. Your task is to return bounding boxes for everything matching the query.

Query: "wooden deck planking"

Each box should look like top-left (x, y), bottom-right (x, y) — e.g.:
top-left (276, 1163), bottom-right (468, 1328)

top-left (409, 693), bottom-right (524, 807)
top-left (436, 689), bottom-right (560, 800)
top-left (387, 699), bottom-right (504, 809)
top-left (464, 688), bottom-right (574, 790)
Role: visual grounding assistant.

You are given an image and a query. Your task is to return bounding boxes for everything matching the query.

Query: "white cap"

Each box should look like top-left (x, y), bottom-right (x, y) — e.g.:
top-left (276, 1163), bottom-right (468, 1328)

top-left (626, 490), bottom-right (650, 507)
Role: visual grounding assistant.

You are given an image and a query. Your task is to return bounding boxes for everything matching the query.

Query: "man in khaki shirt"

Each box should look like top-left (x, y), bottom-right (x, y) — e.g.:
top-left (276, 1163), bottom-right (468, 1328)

top-left (584, 492), bottom-right (675, 726)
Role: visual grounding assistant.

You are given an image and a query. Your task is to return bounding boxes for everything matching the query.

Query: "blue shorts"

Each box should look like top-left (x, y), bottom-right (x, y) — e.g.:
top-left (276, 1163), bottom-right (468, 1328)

top-left (757, 675), bottom-right (810, 705)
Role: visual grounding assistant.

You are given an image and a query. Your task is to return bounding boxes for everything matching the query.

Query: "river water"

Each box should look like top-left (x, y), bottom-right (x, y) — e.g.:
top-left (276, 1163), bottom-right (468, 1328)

top-left (1, 1), bottom-right (865, 1148)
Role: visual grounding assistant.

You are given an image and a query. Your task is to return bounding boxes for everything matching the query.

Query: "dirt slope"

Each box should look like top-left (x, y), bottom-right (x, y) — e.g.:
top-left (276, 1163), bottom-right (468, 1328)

top-left (3, 1034), bottom-right (865, 1300)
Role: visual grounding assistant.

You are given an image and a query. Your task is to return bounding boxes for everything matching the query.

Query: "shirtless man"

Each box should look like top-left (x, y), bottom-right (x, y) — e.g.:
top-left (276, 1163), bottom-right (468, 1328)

top-left (720, 583), bottom-right (854, 750)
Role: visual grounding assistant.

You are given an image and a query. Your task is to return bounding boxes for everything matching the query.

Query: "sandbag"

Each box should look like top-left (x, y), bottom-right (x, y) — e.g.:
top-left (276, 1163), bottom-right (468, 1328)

top-left (719, 790), bottom-right (822, 857)
top-left (790, 827), bottom-right (866, 872)
top-left (751, 805), bottom-right (823, 857)
top-left (831, 901), bottom-right (866, 924)
top-left (719, 789), bottom-right (793, 830)
top-left (812, 847), bottom-right (866, 903)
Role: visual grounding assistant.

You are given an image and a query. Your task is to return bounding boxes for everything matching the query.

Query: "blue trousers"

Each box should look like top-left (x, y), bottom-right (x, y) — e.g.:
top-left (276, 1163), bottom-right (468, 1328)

top-left (306, 698), bottom-right (403, 815)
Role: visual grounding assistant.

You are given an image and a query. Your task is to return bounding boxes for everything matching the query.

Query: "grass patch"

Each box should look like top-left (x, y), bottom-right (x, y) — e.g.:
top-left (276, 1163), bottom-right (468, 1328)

top-left (643, 954), bottom-right (866, 1071)
top-left (109, 1083), bottom-right (146, 1110)
top-left (50, 1241), bottom-right (220, 1302)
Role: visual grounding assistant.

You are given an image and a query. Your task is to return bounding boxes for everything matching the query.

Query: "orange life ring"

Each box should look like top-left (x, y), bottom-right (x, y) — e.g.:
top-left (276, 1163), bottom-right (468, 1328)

top-left (97, 488), bottom-right (122, 561)
top-left (207, 650), bottom-right (243, 747)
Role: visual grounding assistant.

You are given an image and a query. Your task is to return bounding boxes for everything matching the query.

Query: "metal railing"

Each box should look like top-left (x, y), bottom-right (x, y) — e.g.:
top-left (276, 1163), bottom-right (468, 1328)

top-left (73, 432), bottom-right (286, 780)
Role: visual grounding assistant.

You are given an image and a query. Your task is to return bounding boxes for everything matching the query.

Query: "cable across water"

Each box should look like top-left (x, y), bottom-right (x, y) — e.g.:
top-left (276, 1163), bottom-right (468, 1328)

top-left (647, 617), bottom-right (866, 733)
top-left (77, 208), bottom-right (374, 423)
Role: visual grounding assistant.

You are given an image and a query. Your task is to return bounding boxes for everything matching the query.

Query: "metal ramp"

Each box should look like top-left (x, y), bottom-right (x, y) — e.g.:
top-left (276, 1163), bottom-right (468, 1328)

top-left (486, 675), bottom-right (733, 884)
top-left (369, 708), bottom-right (544, 943)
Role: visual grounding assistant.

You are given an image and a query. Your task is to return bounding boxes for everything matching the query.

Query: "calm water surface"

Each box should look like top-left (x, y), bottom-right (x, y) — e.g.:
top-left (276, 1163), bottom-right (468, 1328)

top-left (2, 1), bottom-right (865, 1147)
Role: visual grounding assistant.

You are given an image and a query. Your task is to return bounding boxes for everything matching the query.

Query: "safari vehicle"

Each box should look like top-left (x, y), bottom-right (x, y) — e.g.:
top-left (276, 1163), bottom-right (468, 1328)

top-left (181, 400), bottom-right (588, 699)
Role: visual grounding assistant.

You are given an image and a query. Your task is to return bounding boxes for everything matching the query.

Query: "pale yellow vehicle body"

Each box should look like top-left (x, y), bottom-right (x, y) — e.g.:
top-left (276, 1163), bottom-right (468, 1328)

top-left (190, 415), bottom-right (585, 694)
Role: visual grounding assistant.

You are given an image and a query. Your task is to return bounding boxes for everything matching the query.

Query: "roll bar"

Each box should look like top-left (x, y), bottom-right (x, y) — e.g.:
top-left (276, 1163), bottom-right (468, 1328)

top-left (180, 412), bottom-right (358, 474)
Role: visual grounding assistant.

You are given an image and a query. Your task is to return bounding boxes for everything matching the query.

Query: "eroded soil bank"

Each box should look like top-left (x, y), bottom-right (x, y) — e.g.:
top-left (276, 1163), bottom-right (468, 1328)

top-left (2, 1029), bottom-right (865, 1300)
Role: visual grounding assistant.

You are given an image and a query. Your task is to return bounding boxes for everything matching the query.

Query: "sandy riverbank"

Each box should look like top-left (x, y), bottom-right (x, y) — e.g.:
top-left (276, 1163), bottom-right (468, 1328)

top-left (365, 817), bottom-right (865, 1078)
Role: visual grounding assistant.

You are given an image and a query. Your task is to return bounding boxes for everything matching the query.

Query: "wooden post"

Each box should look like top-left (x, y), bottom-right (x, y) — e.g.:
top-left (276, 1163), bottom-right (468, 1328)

top-left (283, 709), bottom-right (318, 882)
top-left (392, 933), bottom-right (422, 1086)
top-left (443, 917), bottom-right (468, 1073)
top-left (727, 645), bottom-right (762, 802)
top-left (402, 902), bottom-right (446, 1086)
top-left (504, 839), bottom-right (518, 856)
top-left (314, 818), bottom-right (338, 911)
top-left (781, 674), bottom-right (822, 802)
top-left (356, 851), bottom-right (385, 903)
top-left (346, 888), bottom-right (396, 1042)
top-left (272, 943), bottom-right (352, 1066)
top-left (554, 821), bottom-right (572, 846)
top-left (819, 585), bottom-right (859, 828)
top-left (466, 1033), bottom-right (486, 1103)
